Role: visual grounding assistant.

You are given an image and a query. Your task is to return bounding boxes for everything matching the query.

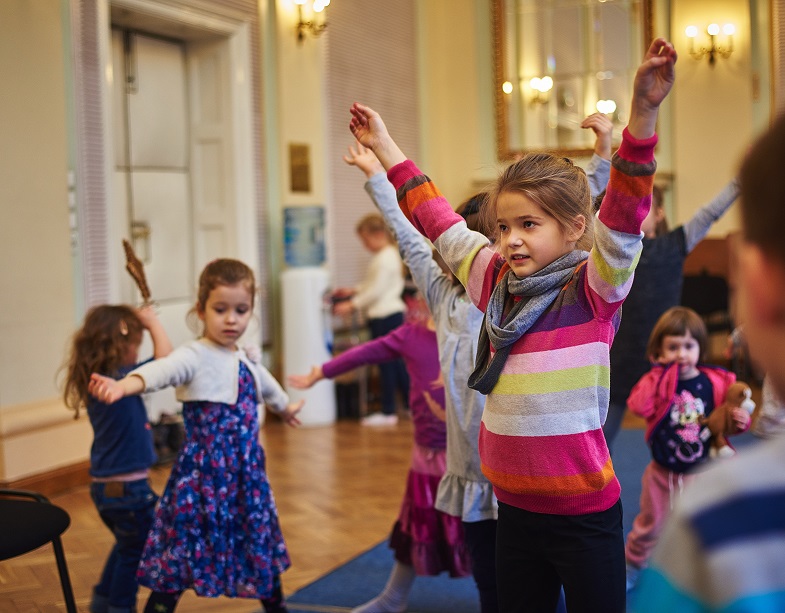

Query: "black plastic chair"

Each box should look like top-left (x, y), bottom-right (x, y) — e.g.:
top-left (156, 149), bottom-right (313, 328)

top-left (0, 489), bottom-right (77, 613)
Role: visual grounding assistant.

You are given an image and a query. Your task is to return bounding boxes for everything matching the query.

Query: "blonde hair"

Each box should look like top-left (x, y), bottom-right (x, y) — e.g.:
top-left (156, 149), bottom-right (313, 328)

top-left (646, 306), bottom-right (708, 362)
top-left (483, 153), bottom-right (593, 250)
top-left (355, 213), bottom-right (393, 242)
top-left (62, 305), bottom-right (144, 417)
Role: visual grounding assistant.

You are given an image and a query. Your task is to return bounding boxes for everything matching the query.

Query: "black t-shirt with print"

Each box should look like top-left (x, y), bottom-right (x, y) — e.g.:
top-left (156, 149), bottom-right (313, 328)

top-left (650, 371), bottom-right (715, 473)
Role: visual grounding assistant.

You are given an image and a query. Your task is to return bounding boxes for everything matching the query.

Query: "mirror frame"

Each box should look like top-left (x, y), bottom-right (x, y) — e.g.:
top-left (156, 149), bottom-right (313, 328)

top-left (492, 0), bottom-right (654, 160)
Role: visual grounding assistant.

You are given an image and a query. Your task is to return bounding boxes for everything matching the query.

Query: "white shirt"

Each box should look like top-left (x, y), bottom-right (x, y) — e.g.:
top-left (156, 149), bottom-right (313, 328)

top-left (352, 243), bottom-right (406, 319)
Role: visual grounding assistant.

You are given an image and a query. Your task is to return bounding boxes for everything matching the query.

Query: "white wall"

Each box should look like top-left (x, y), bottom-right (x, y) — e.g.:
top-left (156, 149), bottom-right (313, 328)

top-left (670, 0), bottom-right (751, 236)
top-left (0, 0), bottom-right (92, 480)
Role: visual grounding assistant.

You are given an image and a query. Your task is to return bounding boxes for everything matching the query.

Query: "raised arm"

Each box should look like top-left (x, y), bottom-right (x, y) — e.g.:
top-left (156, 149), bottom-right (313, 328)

top-left (581, 113), bottom-right (613, 198)
top-left (585, 38), bottom-right (677, 315)
top-left (683, 179), bottom-right (739, 252)
top-left (344, 142), bottom-right (455, 312)
top-left (136, 305), bottom-right (173, 358)
top-left (349, 103), bottom-right (408, 171)
top-left (626, 39), bottom-right (677, 140)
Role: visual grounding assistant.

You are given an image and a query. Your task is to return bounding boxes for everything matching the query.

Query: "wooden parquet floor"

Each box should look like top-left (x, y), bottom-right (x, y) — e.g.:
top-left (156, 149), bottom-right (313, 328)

top-left (0, 419), bottom-right (414, 612)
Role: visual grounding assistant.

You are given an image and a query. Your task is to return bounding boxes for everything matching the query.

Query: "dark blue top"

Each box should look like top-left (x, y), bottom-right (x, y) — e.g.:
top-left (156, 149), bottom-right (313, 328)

top-left (611, 228), bottom-right (687, 405)
top-left (87, 360), bottom-right (156, 477)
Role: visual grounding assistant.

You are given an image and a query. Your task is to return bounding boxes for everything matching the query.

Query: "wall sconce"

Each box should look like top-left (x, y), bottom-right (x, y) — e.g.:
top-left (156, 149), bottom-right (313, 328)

top-left (596, 99), bottom-right (616, 115)
top-left (295, 0), bottom-right (330, 43)
top-left (529, 76), bottom-right (553, 104)
top-left (685, 23), bottom-right (735, 65)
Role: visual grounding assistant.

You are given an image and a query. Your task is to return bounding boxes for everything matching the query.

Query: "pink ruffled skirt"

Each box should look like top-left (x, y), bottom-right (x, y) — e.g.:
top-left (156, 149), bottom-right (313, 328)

top-left (389, 443), bottom-right (472, 577)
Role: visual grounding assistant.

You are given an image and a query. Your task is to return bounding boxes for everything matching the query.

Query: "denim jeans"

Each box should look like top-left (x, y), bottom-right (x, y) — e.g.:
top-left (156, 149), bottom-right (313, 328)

top-left (90, 478), bottom-right (158, 613)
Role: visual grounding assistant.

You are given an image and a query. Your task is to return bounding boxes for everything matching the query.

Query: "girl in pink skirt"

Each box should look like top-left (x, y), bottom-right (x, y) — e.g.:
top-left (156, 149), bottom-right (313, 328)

top-left (289, 297), bottom-right (471, 613)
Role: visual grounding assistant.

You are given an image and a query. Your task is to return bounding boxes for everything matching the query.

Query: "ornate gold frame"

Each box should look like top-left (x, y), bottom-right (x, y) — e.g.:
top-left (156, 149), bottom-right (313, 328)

top-left (492, 0), bottom-right (654, 160)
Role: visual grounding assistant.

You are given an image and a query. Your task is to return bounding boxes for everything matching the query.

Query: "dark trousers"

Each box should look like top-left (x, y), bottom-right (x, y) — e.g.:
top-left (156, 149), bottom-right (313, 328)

top-left (369, 312), bottom-right (409, 415)
top-left (496, 500), bottom-right (625, 613)
top-left (463, 519), bottom-right (499, 613)
top-left (90, 478), bottom-right (158, 612)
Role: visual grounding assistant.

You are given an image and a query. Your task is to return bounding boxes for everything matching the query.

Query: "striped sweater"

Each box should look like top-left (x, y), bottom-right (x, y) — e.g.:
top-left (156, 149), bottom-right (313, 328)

top-left (388, 128), bottom-right (657, 515)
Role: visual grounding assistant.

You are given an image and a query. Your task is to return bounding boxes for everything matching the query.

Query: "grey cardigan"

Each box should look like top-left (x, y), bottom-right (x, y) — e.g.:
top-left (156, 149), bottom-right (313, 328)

top-left (131, 338), bottom-right (289, 413)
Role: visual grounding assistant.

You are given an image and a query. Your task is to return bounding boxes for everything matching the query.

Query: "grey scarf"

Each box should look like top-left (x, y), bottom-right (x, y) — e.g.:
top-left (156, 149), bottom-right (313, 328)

top-left (468, 250), bottom-right (589, 394)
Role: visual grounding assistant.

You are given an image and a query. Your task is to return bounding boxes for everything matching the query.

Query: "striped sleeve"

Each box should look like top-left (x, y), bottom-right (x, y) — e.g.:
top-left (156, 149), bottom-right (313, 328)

top-left (587, 128), bottom-right (657, 318)
top-left (633, 439), bottom-right (785, 612)
top-left (388, 160), bottom-right (500, 311)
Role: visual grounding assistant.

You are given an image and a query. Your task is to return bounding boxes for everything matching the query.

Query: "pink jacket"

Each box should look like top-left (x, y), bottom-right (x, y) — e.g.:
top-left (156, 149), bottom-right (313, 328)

top-left (627, 363), bottom-right (737, 442)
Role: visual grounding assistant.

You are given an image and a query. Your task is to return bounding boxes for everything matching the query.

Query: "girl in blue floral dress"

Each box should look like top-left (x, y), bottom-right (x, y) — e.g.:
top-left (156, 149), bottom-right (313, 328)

top-left (89, 259), bottom-right (303, 613)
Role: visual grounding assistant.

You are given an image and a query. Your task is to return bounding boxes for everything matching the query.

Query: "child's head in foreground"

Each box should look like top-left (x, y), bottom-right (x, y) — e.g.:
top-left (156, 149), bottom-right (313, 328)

top-left (63, 305), bottom-right (145, 415)
top-left (356, 213), bottom-right (394, 253)
top-left (647, 306), bottom-right (708, 380)
top-left (737, 114), bottom-right (785, 398)
top-left (481, 153), bottom-right (593, 276)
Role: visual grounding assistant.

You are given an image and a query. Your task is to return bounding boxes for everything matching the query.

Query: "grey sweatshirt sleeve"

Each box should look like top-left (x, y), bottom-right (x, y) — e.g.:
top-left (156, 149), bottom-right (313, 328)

top-left (683, 179), bottom-right (740, 253)
top-left (364, 172), bottom-right (454, 312)
top-left (585, 153), bottom-right (611, 199)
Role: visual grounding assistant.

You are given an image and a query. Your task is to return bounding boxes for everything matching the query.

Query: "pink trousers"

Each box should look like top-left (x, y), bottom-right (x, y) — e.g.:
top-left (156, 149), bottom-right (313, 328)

top-left (624, 460), bottom-right (697, 569)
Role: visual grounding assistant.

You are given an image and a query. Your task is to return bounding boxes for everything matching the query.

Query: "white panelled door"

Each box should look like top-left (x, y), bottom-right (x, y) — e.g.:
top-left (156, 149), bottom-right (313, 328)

top-left (187, 39), bottom-right (236, 271)
top-left (111, 29), bottom-right (236, 421)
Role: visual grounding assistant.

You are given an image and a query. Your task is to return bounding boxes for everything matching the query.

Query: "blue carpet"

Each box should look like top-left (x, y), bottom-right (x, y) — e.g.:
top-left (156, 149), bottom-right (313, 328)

top-left (287, 428), bottom-right (758, 613)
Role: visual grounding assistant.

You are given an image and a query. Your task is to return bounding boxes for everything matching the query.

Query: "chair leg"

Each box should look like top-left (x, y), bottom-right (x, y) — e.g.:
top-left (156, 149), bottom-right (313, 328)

top-left (51, 536), bottom-right (77, 613)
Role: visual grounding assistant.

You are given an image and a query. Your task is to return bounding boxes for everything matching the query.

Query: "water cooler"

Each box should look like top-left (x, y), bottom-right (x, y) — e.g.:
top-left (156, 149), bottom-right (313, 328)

top-left (281, 206), bottom-right (336, 426)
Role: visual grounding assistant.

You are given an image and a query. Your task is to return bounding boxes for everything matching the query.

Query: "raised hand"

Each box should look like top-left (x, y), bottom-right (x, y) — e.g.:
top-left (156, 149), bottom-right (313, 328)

top-left (344, 141), bottom-right (385, 178)
top-left (628, 37), bottom-right (677, 139)
top-left (348, 103), bottom-right (407, 170)
top-left (581, 113), bottom-right (614, 160)
top-left (287, 365), bottom-right (324, 390)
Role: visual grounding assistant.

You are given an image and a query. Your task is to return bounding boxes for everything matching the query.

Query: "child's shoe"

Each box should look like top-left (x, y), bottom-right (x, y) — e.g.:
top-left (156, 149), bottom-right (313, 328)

top-left (361, 413), bottom-right (398, 426)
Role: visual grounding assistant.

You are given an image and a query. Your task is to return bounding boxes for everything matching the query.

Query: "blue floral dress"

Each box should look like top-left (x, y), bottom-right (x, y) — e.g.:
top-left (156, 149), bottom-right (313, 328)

top-left (138, 362), bottom-right (290, 598)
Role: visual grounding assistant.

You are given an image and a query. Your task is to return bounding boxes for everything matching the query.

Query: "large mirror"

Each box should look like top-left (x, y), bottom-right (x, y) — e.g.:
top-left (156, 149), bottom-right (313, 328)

top-left (493, 0), bottom-right (653, 159)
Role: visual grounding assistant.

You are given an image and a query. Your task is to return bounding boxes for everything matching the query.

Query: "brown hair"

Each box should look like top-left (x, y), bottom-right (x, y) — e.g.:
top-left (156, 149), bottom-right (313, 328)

top-left (651, 184), bottom-right (669, 236)
top-left (739, 114), bottom-right (785, 263)
top-left (355, 213), bottom-right (393, 242)
top-left (62, 305), bottom-right (144, 417)
top-left (195, 259), bottom-right (256, 314)
top-left (456, 192), bottom-right (492, 237)
top-left (646, 306), bottom-right (708, 362)
top-left (483, 153), bottom-right (593, 250)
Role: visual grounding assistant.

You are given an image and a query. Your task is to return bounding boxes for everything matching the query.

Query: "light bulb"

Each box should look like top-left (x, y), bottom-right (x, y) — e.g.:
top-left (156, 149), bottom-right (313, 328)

top-left (723, 23), bottom-right (736, 36)
top-left (707, 23), bottom-right (720, 36)
top-left (530, 77), bottom-right (542, 91)
top-left (502, 81), bottom-right (513, 95)
top-left (685, 25), bottom-right (698, 38)
top-left (540, 76), bottom-right (553, 92)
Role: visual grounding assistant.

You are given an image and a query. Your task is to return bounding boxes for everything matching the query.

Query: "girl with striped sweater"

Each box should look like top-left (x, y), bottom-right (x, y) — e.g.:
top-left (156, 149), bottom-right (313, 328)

top-left (348, 38), bottom-right (677, 613)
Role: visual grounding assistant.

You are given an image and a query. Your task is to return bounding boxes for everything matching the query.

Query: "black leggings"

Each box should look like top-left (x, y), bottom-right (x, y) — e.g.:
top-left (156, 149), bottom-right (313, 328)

top-left (495, 500), bottom-right (625, 613)
top-left (463, 519), bottom-right (499, 613)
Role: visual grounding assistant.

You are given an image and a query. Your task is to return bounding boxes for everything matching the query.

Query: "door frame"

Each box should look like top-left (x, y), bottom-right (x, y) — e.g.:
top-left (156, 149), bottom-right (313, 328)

top-left (95, 0), bottom-right (260, 307)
